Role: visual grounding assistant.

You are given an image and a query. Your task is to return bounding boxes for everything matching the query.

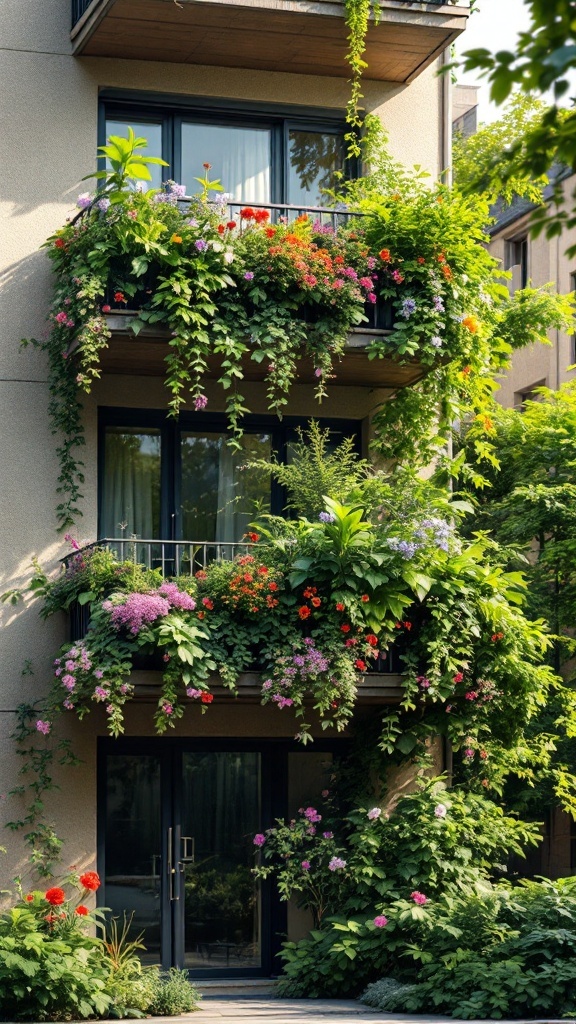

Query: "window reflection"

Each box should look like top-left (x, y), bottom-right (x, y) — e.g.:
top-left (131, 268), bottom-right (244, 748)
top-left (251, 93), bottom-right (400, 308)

top-left (101, 428), bottom-right (161, 539)
top-left (288, 130), bottom-right (345, 206)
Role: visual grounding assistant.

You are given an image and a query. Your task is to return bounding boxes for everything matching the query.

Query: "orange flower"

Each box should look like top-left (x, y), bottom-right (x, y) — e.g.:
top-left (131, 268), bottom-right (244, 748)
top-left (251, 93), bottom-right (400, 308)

top-left (79, 871), bottom-right (100, 892)
top-left (436, 253), bottom-right (446, 263)
top-left (461, 365), bottom-right (472, 376)
top-left (311, 597), bottom-right (321, 608)
top-left (25, 894), bottom-right (34, 902)
top-left (417, 257), bottom-right (426, 265)
top-left (170, 234), bottom-right (182, 243)
top-left (379, 248), bottom-right (391, 263)
top-left (298, 606), bottom-right (311, 619)
top-left (217, 224), bottom-right (225, 235)
top-left (269, 581), bottom-right (279, 592)
top-left (462, 315), bottom-right (479, 333)
top-left (441, 264), bottom-right (452, 280)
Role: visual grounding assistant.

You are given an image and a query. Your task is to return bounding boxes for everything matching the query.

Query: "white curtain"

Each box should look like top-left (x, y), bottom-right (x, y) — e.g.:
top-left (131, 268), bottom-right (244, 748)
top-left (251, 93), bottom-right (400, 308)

top-left (102, 431), bottom-right (159, 538)
top-left (181, 123), bottom-right (271, 202)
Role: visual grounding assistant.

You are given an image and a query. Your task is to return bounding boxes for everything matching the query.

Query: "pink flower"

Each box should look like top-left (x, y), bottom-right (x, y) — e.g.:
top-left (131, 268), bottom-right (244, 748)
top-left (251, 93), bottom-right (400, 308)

top-left (301, 860), bottom-right (311, 871)
top-left (109, 592), bottom-right (171, 634)
top-left (36, 720), bottom-right (51, 735)
top-left (303, 807), bottom-right (322, 823)
top-left (373, 915), bottom-right (388, 928)
top-left (158, 581), bottom-right (196, 611)
top-left (162, 703), bottom-right (173, 715)
top-left (322, 831), bottom-right (334, 839)
top-left (253, 834), bottom-right (266, 847)
top-left (186, 687), bottom-right (202, 699)
top-left (464, 748), bottom-right (475, 759)
top-left (94, 669), bottom-right (104, 679)
top-left (411, 891), bottom-right (427, 905)
top-left (64, 533), bottom-right (81, 551)
top-left (367, 807), bottom-right (381, 820)
top-left (434, 804), bottom-right (447, 818)
top-left (62, 675), bottom-right (76, 691)
top-left (328, 856), bottom-right (346, 871)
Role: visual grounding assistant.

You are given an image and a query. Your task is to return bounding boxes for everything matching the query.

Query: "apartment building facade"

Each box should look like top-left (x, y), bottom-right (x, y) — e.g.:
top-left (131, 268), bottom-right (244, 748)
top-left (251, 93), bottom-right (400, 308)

top-left (0, 0), bottom-right (468, 976)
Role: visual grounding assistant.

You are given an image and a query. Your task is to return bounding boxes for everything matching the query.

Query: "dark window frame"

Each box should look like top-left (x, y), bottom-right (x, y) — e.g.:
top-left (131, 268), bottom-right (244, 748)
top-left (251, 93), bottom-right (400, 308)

top-left (98, 407), bottom-right (362, 540)
top-left (99, 90), bottom-right (356, 203)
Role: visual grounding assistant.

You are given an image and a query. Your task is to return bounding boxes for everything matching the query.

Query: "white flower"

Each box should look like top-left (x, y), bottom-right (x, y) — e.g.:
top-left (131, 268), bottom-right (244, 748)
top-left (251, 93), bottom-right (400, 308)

top-left (434, 803), bottom-right (447, 819)
top-left (223, 251), bottom-right (234, 264)
top-left (367, 807), bottom-right (382, 820)
top-left (212, 241), bottom-right (223, 252)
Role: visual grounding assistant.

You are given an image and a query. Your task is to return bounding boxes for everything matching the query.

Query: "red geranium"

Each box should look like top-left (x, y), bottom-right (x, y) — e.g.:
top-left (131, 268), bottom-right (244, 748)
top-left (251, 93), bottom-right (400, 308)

top-left (45, 887), bottom-right (66, 906)
top-left (336, 602), bottom-right (345, 612)
top-left (79, 871), bottom-right (100, 892)
top-left (226, 221), bottom-right (237, 230)
top-left (341, 624), bottom-right (351, 633)
top-left (355, 659), bottom-right (367, 672)
top-left (201, 692), bottom-right (213, 704)
top-left (361, 594), bottom-right (370, 603)
top-left (240, 207), bottom-right (255, 220)
top-left (113, 291), bottom-right (125, 303)
top-left (54, 237), bottom-right (65, 249)
top-left (246, 531), bottom-right (260, 542)
top-left (25, 894), bottom-right (34, 902)
top-left (366, 634), bottom-right (378, 647)
top-left (298, 606), bottom-right (311, 619)
top-left (311, 597), bottom-right (321, 608)
top-left (75, 905), bottom-right (89, 916)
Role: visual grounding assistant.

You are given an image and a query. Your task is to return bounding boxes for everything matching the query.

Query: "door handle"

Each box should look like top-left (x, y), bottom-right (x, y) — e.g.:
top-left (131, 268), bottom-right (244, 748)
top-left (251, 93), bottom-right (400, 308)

top-left (181, 836), bottom-right (195, 864)
top-left (167, 827), bottom-right (179, 901)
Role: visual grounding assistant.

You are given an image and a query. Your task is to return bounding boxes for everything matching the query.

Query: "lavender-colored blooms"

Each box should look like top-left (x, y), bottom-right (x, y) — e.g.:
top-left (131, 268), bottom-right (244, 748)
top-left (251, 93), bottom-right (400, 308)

top-left (433, 295), bottom-right (445, 312)
top-left (434, 803), bottom-right (447, 818)
top-left (244, 271), bottom-right (254, 280)
top-left (97, 197), bottom-right (111, 213)
top-left (62, 675), bottom-right (76, 691)
top-left (186, 687), bottom-right (203, 698)
top-left (322, 831), bottom-right (334, 839)
top-left (367, 807), bottom-right (381, 820)
top-left (158, 581), bottom-right (196, 611)
top-left (431, 335), bottom-right (443, 348)
top-left (387, 537), bottom-right (419, 560)
top-left (195, 239), bottom-right (208, 252)
top-left (319, 511), bottom-right (336, 523)
top-left (328, 856), bottom-right (346, 871)
top-left (109, 592), bottom-right (171, 634)
top-left (36, 720), bottom-right (51, 735)
top-left (76, 193), bottom-right (92, 210)
top-left (94, 669), bottom-right (104, 679)
top-left (186, 218), bottom-right (199, 228)
top-left (401, 298), bottom-right (417, 318)
top-left (253, 833), bottom-right (266, 847)
top-left (169, 183), bottom-right (186, 199)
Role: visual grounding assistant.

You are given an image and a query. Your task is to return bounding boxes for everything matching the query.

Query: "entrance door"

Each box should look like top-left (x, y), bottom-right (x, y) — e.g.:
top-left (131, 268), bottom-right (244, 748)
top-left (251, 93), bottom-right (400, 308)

top-left (101, 743), bottom-right (269, 975)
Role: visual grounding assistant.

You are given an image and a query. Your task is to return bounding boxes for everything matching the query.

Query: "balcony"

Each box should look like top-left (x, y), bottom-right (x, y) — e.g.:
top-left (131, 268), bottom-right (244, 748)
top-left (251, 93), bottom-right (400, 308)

top-left (66, 538), bottom-right (405, 699)
top-left (76, 200), bottom-right (433, 392)
top-left (71, 0), bottom-right (469, 82)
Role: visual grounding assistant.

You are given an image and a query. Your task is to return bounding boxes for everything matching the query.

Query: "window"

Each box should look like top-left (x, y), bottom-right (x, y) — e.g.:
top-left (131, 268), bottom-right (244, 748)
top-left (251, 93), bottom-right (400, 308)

top-left (571, 272), bottom-right (576, 364)
top-left (99, 410), bottom-right (360, 542)
top-left (100, 93), bottom-right (351, 206)
top-left (505, 235), bottom-right (528, 290)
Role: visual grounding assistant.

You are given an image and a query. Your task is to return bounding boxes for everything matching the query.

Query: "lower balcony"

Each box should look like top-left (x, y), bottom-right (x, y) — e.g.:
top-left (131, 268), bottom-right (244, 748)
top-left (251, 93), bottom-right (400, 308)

top-left (71, 0), bottom-right (469, 82)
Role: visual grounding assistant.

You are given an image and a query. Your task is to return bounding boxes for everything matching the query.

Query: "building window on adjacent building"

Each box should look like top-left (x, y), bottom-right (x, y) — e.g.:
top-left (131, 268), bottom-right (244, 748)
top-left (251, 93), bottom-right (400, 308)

top-left (571, 272), bottom-right (576, 364)
top-left (99, 411), bottom-right (360, 544)
top-left (101, 94), bottom-right (351, 207)
top-left (505, 235), bottom-right (528, 291)
top-left (513, 380), bottom-right (547, 411)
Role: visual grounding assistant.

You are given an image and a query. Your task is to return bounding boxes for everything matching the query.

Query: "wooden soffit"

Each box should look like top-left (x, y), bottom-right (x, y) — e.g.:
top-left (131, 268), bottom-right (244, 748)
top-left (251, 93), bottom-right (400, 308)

top-left (72, 0), bottom-right (469, 82)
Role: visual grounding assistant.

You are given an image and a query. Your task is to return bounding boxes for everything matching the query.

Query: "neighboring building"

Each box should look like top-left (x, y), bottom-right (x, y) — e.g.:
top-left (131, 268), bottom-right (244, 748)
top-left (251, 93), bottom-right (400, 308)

top-left (488, 174), bottom-right (576, 409)
top-left (452, 82), bottom-right (479, 138)
top-left (0, 0), bottom-right (469, 975)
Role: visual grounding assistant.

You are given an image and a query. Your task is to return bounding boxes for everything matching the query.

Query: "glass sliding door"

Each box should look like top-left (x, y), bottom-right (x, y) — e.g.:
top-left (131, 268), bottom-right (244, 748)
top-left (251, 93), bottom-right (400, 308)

top-left (101, 427), bottom-right (162, 539)
top-left (180, 752), bottom-right (261, 970)
top-left (180, 123), bottom-right (271, 202)
top-left (288, 130), bottom-right (346, 207)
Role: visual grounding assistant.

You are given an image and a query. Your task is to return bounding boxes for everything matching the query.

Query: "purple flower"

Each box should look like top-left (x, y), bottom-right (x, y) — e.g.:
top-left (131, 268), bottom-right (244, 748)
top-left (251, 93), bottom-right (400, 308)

top-left (109, 592), bottom-right (171, 635)
top-left (367, 807), bottom-right (381, 820)
top-left (94, 669), bottom-right (104, 679)
top-left (36, 720), bottom-right (51, 735)
top-left (168, 182), bottom-right (186, 199)
top-left (433, 295), bottom-right (445, 312)
top-left (322, 831), bottom-right (334, 839)
top-left (186, 687), bottom-right (202, 699)
top-left (76, 193), bottom-right (92, 210)
top-left (244, 271), bottom-right (254, 281)
top-left (301, 860), bottom-right (311, 871)
top-left (253, 834), bottom-right (266, 847)
top-left (373, 915), bottom-right (388, 928)
top-left (431, 335), bottom-right (443, 348)
top-left (303, 807), bottom-right (322, 823)
top-left (434, 803), bottom-right (447, 818)
top-left (194, 394), bottom-right (208, 411)
top-left (366, 256), bottom-right (377, 270)
top-left (387, 537), bottom-right (419, 560)
top-left (186, 218), bottom-right (198, 227)
top-left (62, 675), bottom-right (76, 691)
top-left (64, 534), bottom-right (81, 551)
top-left (319, 511), bottom-right (336, 523)
top-left (328, 856), bottom-right (346, 871)
top-left (195, 239), bottom-right (208, 252)
top-left (401, 298), bottom-right (417, 318)
top-left (94, 687), bottom-right (109, 700)
top-left (158, 581), bottom-right (196, 611)
top-left (96, 197), bottom-right (110, 213)
top-left (63, 699), bottom-right (74, 710)
top-left (314, 367), bottom-right (323, 378)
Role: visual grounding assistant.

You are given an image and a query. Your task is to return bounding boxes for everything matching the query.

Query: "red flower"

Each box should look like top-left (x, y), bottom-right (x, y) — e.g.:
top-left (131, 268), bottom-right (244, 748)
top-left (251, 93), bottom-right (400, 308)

top-left (79, 871), bottom-right (100, 892)
top-left (25, 894), bottom-right (34, 902)
top-left (102, 304), bottom-right (111, 313)
top-left (303, 587), bottom-right (317, 598)
top-left (197, 611), bottom-right (205, 619)
top-left (417, 257), bottom-right (426, 264)
top-left (345, 638), bottom-right (357, 647)
top-left (45, 887), bottom-right (66, 906)
top-left (246, 532), bottom-right (260, 542)
top-left (258, 566), bottom-right (269, 575)
top-left (298, 606), bottom-right (311, 619)
top-left (311, 597), bottom-right (321, 608)
top-left (195, 570), bottom-right (207, 580)
top-left (201, 692), bottom-right (213, 704)
top-left (336, 602), bottom-right (345, 612)
top-left (254, 209), bottom-right (270, 223)
top-left (491, 632), bottom-right (504, 642)
top-left (453, 672), bottom-right (464, 683)
top-left (113, 291), bottom-right (125, 303)
top-left (240, 207), bottom-right (255, 220)
top-left (202, 598), bottom-right (214, 610)
top-left (379, 248), bottom-right (391, 262)
top-left (227, 221), bottom-right (237, 230)
top-left (54, 238), bottom-right (65, 249)
top-left (265, 227), bottom-right (275, 238)
top-left (217, 224), bottom-right (225, 234)
top-left (341, 624), bottom-right (351, 633)
top-left (403, 621), bottom-right (412, 630)
top-left (269, 581), bottom-right (279, 592)
top-left (366, 634), bottom-right (378, 647)
top-left (355, 659), bottom-right (367, 672)
top-left (75, 905), bottom-right (89, 916)
top-left (361, 594), bottom-right (370, 603)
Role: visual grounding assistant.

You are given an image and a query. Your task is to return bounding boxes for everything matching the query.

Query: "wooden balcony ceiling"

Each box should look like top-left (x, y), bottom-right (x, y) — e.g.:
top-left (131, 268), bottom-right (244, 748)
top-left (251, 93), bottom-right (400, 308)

top-left (72, 0), bottom-right (468, 82)
top-left (96, 315), bottom-right (429, 389)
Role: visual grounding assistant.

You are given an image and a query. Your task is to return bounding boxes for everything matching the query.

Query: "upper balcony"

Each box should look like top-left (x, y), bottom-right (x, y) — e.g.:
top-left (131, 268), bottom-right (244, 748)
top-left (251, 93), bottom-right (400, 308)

top-left (71, 0), bottom-right (469, 82)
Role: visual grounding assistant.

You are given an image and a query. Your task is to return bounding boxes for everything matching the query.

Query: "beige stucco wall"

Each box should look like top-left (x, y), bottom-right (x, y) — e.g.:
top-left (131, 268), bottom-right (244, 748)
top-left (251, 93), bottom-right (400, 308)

top-left (0, 0), bottom-right (450, 898)
top-left (490, 178), bottom-right (576, 409)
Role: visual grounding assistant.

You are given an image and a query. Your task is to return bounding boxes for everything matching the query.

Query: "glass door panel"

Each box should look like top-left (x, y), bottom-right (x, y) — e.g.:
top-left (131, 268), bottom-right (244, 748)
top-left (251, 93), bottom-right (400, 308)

top-left (180, 432), bottom-right (271, 542)
top-left (104, 754), bottom-right (163, 964)
top-left (288, 130), bottom-right (345, 207)
top-left (181, 123), bottom-right (271, 202)
top-left (101, 427), bottom-right (162, 540)
top-left (181, 752), bottom-right (261, 970)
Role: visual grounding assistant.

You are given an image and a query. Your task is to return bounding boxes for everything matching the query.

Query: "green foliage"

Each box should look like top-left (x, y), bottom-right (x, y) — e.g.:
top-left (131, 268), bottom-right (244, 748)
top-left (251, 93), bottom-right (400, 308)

top-left (273, 780), bottom-right (540, 998)
top-left (455, 1), bottom-right (576, 256)
top-left (146, 968), bottom-right (199, 1015)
